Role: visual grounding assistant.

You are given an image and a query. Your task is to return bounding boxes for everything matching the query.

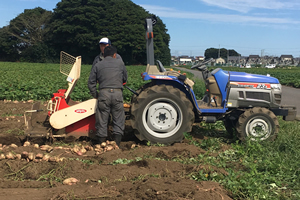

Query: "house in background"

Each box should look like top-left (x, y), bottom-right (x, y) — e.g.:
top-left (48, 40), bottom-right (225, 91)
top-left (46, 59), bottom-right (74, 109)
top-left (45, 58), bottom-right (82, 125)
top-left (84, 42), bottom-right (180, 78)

top-left (280, 55), bottom-right (294, 65)
top-left (195, 56), bottom-right (204, 61)
top-left (215, 57), bottom-right (225, 65)
top-left (247, 55), bottom-right (260, 65)
top-left (179, 55), bottom-right (193, 65)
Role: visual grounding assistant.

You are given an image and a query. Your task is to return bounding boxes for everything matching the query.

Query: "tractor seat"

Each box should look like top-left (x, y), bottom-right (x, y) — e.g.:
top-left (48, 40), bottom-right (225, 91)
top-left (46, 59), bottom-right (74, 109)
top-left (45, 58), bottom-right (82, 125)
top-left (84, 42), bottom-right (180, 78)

top-left (145, 64), bottom-right (194, 89)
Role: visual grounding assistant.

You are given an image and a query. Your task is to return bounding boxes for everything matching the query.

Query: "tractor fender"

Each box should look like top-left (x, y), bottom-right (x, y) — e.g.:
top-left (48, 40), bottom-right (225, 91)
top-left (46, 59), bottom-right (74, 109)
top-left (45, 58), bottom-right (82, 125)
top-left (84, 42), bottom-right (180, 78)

top-left (145, 79), bottom-right (199, 114)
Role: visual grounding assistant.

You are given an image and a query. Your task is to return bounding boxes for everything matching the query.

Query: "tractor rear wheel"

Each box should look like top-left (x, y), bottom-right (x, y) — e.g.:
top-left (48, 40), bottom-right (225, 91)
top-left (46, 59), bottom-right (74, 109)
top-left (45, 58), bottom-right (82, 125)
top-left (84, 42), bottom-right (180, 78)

top-left (236, 107), bottom-right (279, 141)
top-left (131, 85), bottom-right (194, 145)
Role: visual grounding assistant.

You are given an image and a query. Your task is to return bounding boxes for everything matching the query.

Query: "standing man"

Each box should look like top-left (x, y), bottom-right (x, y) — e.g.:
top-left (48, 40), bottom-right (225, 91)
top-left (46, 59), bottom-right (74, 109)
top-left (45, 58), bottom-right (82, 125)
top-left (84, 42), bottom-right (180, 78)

top-left (92, 37), bottom-right (123, 68)
top-left (88, 46), bottom-right (127, 147)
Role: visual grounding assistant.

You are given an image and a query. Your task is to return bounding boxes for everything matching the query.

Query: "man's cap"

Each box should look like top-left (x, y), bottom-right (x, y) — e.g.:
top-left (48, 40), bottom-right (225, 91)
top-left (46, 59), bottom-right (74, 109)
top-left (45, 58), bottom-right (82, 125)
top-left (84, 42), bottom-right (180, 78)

top-left (99, 37), bottom-right (111, 45)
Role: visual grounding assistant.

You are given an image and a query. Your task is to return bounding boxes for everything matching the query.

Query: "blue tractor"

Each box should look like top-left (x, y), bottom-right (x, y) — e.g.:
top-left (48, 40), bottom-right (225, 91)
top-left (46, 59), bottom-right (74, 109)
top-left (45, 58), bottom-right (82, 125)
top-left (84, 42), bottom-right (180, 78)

top-left (129, 17), bottom-right (296, 144)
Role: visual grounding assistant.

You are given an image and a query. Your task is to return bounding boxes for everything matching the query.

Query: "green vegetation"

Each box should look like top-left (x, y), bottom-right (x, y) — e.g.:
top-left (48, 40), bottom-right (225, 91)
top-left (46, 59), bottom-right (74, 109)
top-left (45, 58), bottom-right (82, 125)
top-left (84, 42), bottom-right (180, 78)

top-left (0, 0), bottom-right (170, 65)
top-left (0, 62), bottom-right (205, 102)
top-left (205, 48), bottom-right (239, 59)
top-left (185, 118), bottom-right (300, 200)
top-left (1, 62), bottom-right (299, 199)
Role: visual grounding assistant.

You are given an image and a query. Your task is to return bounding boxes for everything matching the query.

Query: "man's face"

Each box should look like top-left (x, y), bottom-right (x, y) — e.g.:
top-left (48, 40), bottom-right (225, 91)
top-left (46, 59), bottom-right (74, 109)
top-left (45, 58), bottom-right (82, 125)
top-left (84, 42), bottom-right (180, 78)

top-left (100, 43), bottom-right (109, 53)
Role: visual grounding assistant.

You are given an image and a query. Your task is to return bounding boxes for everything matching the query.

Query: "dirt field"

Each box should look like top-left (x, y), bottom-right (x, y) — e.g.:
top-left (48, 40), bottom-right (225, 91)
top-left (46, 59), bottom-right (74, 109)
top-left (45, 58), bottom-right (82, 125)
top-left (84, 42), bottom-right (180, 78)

top-left (0, 100), bottom-right (233, 200)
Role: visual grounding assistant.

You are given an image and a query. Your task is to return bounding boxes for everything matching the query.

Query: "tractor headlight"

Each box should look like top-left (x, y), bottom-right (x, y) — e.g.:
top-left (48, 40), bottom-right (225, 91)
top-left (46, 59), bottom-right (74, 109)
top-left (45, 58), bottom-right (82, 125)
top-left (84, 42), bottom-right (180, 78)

top-left (271, 84), bottom-right (281, 91)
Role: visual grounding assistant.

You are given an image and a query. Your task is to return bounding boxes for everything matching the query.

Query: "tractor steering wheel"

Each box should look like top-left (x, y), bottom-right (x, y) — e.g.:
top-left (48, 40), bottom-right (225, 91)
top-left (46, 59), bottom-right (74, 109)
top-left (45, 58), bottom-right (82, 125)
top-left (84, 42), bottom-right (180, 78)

top-left (191, 58), bottom-right (214, 71)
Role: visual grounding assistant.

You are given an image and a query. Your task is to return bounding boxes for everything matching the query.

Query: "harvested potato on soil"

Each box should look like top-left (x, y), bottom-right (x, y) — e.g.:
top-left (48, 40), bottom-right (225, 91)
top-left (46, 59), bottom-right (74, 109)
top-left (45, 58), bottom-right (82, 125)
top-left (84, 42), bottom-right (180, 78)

top-left (80, 148), bottom-right (86, 154)
top-left (23, 141), bottom-right (31, 147)
top-left (33, 144), bottom-right (39, 149)
top-left (63, 177), bottom-right (79, 185)
top-left (35, 153), bottom-right (43, 159)
top-left (0, 154), bottom-right (5, 160)
top-left (28, 153), bottom-right (35, 161)
top-left (100, 142), bottom-right (107, 148)
top-left (48, 156), bottom-right (58, 162)
top-left (85, 145), bottom-right (93, 151)
top-left (94, 148), bottom-right (104, 153)
top-left (42, 154), bottom-right (50, 161)
top-left (15, 154), bottom-right (22, 160)
top-left (72, 145), bottom-right (80, 153)
top-left (40, 145), bottom-right (52, 151)
top-left (10, 144), bottom-right (18, 148)
top-left (105, 145), bottom-right (114, 151)
top-left (6, 152), bottom-right (15, 160)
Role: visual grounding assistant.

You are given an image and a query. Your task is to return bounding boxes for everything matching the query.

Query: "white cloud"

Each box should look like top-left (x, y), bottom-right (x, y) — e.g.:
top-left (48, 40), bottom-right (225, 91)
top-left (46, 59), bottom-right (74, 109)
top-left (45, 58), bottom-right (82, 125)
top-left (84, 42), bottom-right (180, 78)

top-left (199, 0), bottom-right (300, 13)
top-left (140, 5), bottom-right (300, 25)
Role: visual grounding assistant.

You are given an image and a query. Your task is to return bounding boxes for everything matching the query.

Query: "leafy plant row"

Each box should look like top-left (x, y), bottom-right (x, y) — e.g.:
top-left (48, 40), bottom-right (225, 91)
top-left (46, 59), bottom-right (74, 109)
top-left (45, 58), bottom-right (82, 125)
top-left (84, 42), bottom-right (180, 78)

top-left (0, 62), bottom-right (205, 102)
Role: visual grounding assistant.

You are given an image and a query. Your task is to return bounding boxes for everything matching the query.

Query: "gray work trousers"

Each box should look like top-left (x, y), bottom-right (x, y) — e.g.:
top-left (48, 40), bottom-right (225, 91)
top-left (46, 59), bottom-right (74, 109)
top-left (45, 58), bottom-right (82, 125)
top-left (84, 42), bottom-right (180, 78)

top-left (95, 89), bottom-right (125, 138)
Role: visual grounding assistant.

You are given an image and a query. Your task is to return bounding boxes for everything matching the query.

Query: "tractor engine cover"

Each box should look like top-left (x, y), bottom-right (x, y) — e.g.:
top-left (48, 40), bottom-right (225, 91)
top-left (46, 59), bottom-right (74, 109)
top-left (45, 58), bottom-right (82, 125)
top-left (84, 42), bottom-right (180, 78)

top-left (226, 71), bottom-right (282, 108)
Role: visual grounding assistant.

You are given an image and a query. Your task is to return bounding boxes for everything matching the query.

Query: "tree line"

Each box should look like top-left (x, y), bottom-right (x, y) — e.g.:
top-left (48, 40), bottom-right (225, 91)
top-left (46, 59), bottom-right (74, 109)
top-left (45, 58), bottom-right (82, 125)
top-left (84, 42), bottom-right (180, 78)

top-left (0, 0), bottom-right (171, 65)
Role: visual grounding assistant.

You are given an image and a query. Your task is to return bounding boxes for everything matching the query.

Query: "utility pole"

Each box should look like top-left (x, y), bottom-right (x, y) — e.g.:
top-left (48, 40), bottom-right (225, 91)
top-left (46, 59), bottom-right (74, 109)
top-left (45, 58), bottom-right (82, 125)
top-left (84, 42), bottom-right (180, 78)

top-left (227, 49), bottom-right (229, 66)
top-left (261, 49), bottom-right (265, 66)
top-left (218, 44), bottom-right (220, 58)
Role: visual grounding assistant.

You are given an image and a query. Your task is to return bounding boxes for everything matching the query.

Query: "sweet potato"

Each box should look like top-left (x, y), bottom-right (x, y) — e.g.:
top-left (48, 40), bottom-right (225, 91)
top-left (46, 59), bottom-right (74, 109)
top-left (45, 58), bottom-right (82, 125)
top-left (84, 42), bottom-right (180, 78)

top-left (63, 177), bottom-right (79, 185)
top-left (42, 154), bottom-right (50, 161)
top-left (100, 142), bottom-right (107, 148)
top-left (23, 141), bottom-right (31, 147)
top-left (0, 154), bottom-right (5, 160)
top-left (35, 153), bottom-right (43, 159)
top-left (28, 153), bottom-right (35, 161)
top-left (40, 145), bottom-right (52, 151)
top-left (10, 144), bottom-right (18, 148)
top-left (6, 152), bottom-right (15, 160)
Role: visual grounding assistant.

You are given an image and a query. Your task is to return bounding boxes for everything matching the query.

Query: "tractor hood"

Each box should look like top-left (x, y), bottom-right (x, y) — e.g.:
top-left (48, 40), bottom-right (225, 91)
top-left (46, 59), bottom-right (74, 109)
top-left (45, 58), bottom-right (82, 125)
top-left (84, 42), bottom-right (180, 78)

top-left (229, 71), bottom-right (279, 84)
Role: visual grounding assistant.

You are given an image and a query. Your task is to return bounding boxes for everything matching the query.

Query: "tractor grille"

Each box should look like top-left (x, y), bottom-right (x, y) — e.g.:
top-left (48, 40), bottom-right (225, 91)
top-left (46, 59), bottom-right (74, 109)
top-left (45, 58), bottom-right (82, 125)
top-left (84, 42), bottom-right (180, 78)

top-left (246, 92), bottom-right (270, 102)
top-left (239, 91), bottom-right (244, 98)
top-left (274, 94), bottom-right (281, 104)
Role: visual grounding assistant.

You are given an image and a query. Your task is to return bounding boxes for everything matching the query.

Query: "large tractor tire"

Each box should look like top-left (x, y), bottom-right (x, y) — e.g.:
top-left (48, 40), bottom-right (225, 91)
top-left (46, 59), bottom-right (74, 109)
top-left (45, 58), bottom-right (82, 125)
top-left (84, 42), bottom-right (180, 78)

top-left (236, 107), bottom-right (279, 141)
top-left (131, 85), bottom-right (194, 145)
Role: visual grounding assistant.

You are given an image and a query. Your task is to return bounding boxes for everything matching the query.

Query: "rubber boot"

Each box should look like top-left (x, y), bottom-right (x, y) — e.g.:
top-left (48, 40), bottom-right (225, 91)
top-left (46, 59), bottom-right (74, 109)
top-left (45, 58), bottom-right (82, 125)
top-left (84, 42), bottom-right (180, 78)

top-left (114, 134), bottom-right (122, 147)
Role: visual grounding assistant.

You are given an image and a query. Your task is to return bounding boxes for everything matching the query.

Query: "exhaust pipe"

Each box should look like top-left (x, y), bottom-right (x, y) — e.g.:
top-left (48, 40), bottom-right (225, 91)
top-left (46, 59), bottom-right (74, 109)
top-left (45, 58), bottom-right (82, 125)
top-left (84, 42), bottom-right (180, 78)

top-left (202, 116), bottom-right (216, 123)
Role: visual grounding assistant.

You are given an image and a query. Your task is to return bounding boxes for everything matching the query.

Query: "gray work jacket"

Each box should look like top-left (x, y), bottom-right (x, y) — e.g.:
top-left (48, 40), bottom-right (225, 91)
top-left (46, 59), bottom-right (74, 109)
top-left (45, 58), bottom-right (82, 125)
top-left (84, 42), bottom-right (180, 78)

top-left (88, 56), bottom-right (127, 98)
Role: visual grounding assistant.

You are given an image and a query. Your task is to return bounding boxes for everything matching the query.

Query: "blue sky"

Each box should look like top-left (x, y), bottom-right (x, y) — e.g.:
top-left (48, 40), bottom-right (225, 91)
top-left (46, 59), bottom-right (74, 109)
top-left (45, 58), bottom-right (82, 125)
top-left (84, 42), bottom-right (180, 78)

top-left (1, 0), bottom-right (300, 57)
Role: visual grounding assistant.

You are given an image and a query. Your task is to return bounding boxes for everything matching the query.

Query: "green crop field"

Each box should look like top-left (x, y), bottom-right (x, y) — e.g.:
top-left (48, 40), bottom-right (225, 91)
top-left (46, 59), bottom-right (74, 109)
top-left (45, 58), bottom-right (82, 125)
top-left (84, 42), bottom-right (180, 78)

top-left (0, 62), bottom-right (205, 102)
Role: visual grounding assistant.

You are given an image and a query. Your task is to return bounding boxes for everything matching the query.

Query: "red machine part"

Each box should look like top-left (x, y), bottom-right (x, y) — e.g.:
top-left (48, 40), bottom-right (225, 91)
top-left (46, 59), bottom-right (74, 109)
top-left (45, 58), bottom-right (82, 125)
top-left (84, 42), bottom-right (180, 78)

top-left (49, 90), bottom-right (96, 137)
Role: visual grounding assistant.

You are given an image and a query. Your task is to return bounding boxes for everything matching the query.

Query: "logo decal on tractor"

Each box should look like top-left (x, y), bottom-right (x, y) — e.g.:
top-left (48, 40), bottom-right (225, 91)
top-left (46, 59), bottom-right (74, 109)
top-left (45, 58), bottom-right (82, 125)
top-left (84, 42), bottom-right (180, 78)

top-left (75, 109), bottom-right (87, 113)
top-left (231, 82), bottom-right (271, 90)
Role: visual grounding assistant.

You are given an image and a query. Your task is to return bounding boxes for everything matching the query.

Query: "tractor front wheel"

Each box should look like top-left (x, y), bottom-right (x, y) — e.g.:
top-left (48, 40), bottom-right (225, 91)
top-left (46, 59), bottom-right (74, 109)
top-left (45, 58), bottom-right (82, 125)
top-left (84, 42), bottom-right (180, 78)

top-left (236, 107), bottom-right (279, 141)
top-left (131, 85), bottom-right (194, 145)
